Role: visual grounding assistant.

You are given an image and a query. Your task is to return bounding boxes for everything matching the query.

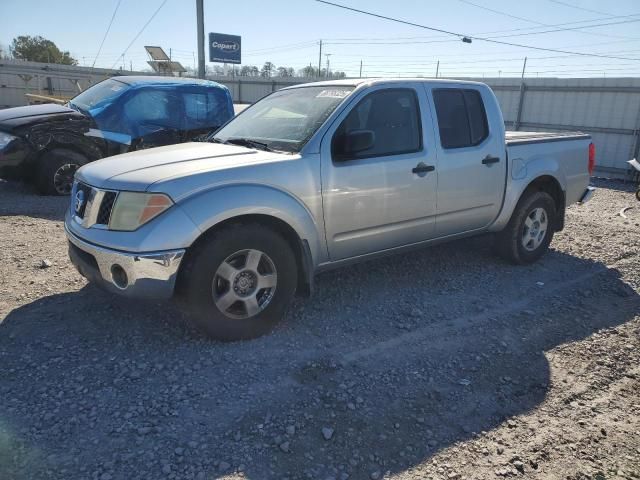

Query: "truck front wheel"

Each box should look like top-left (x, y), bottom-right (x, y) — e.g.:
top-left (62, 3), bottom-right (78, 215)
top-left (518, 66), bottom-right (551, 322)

top-left (180, 223), bottom-right (297, 341)
top-left (494, 191), bottom-right (556, 264)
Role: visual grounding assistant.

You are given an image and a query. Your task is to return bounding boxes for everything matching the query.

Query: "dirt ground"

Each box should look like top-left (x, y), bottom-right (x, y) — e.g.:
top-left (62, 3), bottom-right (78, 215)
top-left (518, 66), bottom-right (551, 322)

top-left (0, 178), bottom-right (639, 480)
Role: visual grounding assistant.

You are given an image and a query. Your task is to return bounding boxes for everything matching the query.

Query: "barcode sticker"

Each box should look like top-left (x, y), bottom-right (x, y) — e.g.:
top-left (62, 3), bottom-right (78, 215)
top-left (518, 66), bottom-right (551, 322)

top-left (316, 89), bottom-right (351, 98)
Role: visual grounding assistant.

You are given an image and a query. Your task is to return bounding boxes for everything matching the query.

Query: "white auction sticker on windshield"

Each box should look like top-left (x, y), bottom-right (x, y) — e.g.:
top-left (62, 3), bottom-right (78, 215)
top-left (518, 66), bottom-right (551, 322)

top-left (316, 89), bottom-right (351, 98)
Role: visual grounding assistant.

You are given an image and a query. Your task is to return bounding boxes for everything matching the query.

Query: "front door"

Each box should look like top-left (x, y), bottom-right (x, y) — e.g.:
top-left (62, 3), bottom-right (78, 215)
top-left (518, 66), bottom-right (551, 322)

top-left (321, 84), bottom-right (439, 261)
top-left (426, 85), bottom-right (506, 236)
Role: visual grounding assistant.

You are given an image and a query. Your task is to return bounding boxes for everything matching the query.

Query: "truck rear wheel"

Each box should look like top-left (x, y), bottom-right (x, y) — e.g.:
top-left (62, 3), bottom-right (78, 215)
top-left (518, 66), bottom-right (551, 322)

top-left (494, 190), bottom-right (556, 264)
top-left (180, 223), bottom-right (297, 341)
top-left (36, 149), bottom-right (87, 195)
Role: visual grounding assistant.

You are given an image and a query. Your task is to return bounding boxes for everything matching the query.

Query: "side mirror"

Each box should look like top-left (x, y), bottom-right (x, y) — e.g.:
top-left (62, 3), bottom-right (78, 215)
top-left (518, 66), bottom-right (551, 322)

top-left (334, 130), bottom-right (375, 160)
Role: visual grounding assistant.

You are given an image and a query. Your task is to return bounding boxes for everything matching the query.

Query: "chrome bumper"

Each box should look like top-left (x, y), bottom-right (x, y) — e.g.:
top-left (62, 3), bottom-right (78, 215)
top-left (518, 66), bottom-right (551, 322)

top-left (578, 185), bottom-right (596, 204)
top-left (65, 225), bottom-right (185, 299)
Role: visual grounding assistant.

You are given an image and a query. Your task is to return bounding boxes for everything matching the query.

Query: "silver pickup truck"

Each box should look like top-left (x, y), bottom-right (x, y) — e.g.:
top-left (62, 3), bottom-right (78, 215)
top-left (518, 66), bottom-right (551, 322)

top-left (65, 78), bottom-right (595, 340)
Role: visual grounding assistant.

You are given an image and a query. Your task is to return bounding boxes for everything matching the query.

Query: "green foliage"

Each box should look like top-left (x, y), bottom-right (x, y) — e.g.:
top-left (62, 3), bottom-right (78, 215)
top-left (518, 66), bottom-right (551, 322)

top-left (10, 35), bottom-right (77, 65)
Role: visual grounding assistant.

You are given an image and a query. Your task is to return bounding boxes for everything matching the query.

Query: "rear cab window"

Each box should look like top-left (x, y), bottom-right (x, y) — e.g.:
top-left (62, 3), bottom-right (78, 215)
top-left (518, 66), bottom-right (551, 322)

top-left (433, 88), bottom-right (489, 149)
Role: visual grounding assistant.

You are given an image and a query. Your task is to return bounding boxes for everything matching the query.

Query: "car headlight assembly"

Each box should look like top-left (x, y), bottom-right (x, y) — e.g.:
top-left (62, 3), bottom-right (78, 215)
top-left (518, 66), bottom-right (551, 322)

top-left (0, 131), bottom-right (17, 150)
top-left (109, 192), bottom-right (173, 231)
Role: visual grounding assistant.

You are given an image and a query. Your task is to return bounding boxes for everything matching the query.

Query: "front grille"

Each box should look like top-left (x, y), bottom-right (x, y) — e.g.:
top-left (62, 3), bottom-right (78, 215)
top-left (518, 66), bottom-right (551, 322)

top-left (96, 192), bottom-right (117, 226)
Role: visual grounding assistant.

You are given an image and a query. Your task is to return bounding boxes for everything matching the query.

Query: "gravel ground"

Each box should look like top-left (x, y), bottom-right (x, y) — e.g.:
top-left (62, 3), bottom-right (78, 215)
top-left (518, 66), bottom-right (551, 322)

top-left (0, 178), bottom-right (639, 480)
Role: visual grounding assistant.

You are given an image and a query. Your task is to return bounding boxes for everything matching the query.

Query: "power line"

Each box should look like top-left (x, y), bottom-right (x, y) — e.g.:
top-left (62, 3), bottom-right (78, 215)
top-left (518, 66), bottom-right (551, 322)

top-left (314, 0), bottom-right (640, 61)
top-left (109, 0), bottom-right (168, 70)
top-left (459, 0), bottom-right (640, 40)
top-left (548, 0), bottom-right (620, 17)
top-left (245, 40), bottom-right (318, 54)
top-left (92, 0), bottom-right (122, 68)
top-left (324, 11), bottom-right (640, 43)
top-left (321, 19), bottom-right (640, 44)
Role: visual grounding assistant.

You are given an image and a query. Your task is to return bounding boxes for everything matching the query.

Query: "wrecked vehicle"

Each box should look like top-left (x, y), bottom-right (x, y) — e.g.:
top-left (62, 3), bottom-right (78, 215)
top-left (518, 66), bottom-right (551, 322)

top-left (65, 78), bottom-right (595, 341)
top-left (0, 76), bottom-right (234, 195)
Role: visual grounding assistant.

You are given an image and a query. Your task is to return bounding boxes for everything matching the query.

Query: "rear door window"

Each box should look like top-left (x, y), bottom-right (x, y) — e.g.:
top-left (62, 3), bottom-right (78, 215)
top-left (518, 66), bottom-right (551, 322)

top-left (433, 88), bottom-right (489, 149)
top-left (463, 90), bottom-right (489, 145)
top-left (183, 89), bottom-right (231, 130)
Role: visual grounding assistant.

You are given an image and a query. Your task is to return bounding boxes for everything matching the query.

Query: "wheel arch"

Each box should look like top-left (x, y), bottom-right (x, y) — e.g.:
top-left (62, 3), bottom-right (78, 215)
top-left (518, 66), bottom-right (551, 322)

top-left (521, 175), bottom-right (566, 231)
top-left (175, 183), bottom-right (324, 298)
top-left (490, 162), bottom-right (567, 233)
top-left (177, 213), bottom-right (314, 298)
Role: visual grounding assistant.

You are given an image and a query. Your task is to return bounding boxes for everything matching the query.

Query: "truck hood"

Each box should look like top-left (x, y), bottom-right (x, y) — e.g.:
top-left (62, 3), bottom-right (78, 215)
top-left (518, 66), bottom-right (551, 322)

top-left (76, 142), bottom-right (293, 193)
top-left (0, 103), bottom-right (84, 131)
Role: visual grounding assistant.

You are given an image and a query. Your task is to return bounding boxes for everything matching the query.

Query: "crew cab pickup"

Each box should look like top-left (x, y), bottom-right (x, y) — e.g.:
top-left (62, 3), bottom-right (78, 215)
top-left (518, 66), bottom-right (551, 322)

top-left (64, 78), bottom-right (595, 340)
top-left (0, 76), bottom-right (233, 195)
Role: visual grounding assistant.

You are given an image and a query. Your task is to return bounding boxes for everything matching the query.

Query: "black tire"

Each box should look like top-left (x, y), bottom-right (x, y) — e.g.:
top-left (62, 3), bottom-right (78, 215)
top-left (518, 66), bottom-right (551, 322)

top-left (494, 190), bottom-right (556, 264)
top-left (35, 149), bottom-right (87, 195)
top-left (180, 223), bottom-right (297, 341)
top-left (636, 188), bottom-right (640, 202)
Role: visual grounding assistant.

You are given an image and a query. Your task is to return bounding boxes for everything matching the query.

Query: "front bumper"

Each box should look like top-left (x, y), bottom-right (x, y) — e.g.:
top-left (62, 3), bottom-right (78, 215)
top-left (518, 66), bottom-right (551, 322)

top-left (65, 224), bottom-right (185, 299)
top-left (578, 185), bottom-right (596, 204)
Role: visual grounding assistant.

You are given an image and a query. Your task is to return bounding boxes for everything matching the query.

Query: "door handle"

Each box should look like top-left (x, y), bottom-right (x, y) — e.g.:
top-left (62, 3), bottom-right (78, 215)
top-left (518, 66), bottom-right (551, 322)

top-left (412, 162), bottom-right (435, 174)
top-left (482, 155), bottom-right (500, 165)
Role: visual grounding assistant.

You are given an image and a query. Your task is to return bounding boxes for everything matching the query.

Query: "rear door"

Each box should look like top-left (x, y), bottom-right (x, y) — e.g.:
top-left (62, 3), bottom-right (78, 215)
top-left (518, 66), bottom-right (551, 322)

top-left (426, 85), bottom-right (506, 236)
top-left (182, 87), bottom-right (233, 140)
top-left (321, 83), bottom-right (439, 261)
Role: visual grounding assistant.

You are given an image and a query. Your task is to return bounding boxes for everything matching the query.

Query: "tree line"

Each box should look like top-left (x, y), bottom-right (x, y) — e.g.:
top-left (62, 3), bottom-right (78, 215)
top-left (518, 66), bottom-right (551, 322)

top-left (203, 62), bottom-right (346, 79)
top-left (5, 35), bottom-right (348, 78)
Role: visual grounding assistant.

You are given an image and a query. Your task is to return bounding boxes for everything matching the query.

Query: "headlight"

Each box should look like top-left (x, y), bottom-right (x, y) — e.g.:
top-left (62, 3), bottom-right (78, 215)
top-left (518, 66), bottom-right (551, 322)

top-left (109, 192), bottom-right (173, 231)
top-left (0, 131), bottom-right (17, 149)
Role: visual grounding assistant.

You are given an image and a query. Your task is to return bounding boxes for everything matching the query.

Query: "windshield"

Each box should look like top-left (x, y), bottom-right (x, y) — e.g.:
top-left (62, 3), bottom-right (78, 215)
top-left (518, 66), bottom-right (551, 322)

top-left (69, 78), bottom-right (128, 116)
top-left (212, 85), bottom-right (355, 153)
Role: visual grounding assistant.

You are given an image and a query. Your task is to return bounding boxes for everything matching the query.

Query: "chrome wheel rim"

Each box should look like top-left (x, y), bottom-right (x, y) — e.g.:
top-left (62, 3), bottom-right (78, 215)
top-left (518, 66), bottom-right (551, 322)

top-left (212, 249), bottom-right (277, 319)
top-left (53, 163), bottom-right (79, 195)
top-left (522, 207), bottom-right (548, 252)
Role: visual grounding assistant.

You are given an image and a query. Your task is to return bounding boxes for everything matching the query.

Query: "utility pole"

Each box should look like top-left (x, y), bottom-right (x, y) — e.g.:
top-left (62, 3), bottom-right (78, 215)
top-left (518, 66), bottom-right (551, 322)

top-left (520, 56), bottom-right (527, 80)
top-left (130, 60), bottom-right (133, 71)
top-left (435, 60), bottom-right (439, 78)
top-left (318, 40), bottom-right (322, 78)
top-left (325, 53), bottom-right (332, 79)
top-left (196, 0), bottom-right (205, 79)
top-left (359, 60), bottom-right (363, 78)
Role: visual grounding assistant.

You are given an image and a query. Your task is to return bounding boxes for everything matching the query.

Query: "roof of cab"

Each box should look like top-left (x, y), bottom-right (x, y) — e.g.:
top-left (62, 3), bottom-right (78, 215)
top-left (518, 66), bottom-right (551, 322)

top-left (111, 75), bottom-right (228, 89)
top-left (281, 77), bottom-right (489, 90)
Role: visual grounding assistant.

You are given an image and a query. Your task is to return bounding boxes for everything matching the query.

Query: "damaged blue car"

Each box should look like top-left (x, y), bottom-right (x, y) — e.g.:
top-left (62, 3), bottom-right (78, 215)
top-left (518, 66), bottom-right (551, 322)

top-left (0, 76), bottom-right (234, 195)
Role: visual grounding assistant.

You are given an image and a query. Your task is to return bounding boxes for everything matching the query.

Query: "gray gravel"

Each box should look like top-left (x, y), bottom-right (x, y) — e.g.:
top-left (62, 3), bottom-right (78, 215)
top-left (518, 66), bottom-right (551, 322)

top-left (1, 178), bottom-right (639, 480)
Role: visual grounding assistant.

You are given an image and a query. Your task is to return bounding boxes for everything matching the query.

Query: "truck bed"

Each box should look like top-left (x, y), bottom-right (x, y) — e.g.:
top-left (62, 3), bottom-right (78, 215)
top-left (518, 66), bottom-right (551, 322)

top-left (505, 130), bottom-right (590, 146)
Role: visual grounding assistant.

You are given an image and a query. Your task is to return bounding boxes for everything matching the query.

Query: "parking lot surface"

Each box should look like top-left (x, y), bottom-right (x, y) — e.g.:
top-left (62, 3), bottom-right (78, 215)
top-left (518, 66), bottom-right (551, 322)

top-left (0, 179), bottom-right (639, 480)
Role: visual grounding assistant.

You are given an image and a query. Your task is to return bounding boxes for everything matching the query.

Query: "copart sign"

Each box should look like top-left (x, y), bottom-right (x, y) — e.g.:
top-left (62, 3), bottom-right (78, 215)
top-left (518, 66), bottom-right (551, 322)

top-left (209, 33), bottom-right (241, 64)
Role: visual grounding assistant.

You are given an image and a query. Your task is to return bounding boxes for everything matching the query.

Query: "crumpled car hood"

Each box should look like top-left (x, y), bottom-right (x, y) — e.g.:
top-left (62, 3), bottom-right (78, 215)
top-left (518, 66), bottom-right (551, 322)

top-left (0, 104), bottom-right (83, 131)
top-left (76, 142), bottom-right (292, 194)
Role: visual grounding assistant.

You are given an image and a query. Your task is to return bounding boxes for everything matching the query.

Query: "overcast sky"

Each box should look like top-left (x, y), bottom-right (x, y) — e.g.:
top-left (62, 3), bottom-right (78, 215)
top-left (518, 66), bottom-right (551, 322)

top-left (2, 0), bottom-right (640, 78)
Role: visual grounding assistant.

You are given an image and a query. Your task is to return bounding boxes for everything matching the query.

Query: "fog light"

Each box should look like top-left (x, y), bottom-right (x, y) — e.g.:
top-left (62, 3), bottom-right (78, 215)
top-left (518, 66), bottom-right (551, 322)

top-left (111, 264), bottom-right (128, 289)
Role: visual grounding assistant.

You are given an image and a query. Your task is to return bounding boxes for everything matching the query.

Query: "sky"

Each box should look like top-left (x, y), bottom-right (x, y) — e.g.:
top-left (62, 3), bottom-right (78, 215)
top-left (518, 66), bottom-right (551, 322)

top-left (2, 0), bottom-right (640, 78)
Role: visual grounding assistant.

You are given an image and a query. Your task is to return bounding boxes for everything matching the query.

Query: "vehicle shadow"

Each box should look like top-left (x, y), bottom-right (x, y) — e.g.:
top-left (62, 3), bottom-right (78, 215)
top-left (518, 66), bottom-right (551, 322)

top-left (0, 180), bottom-right (68, 221)
top-left (0, 240), bottom-right (638, 480)
top-left (592, 176), bottom-right (637, 193)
